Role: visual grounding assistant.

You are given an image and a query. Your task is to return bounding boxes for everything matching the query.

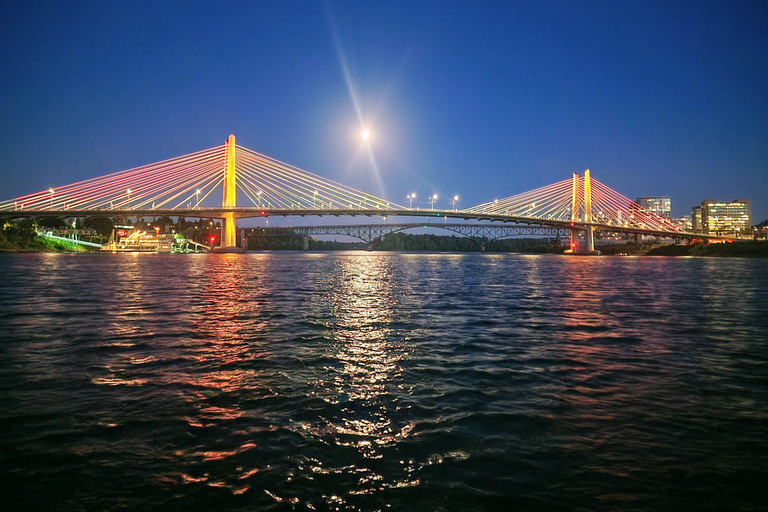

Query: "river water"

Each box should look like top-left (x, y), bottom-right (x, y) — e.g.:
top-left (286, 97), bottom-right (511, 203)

top-left (0, 252), bottom-right (766, 511)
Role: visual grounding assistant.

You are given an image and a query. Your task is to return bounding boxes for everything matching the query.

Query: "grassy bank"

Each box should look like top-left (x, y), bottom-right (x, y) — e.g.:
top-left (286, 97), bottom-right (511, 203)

top-left (646, 241), bottom-right (768, 257)
top-left (0, 232), bottom-right (95, 252)
top-left (598, 241), bottom-right (768, 257)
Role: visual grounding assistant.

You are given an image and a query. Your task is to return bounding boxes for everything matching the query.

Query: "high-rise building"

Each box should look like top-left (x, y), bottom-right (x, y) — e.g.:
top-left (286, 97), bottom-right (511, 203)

top-left (691, 206), bottom-right (704, 233)
top-left (672, 216), bottom-right (692, 231)
top-left (700, 200), bottom-right (751, 236)
top-left (636, 196), bottom-right (671, 219)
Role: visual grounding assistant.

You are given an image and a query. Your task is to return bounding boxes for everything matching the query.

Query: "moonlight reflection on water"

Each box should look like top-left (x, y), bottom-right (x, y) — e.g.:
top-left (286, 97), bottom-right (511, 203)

top-left (0, 252), bottom-right (766, 511)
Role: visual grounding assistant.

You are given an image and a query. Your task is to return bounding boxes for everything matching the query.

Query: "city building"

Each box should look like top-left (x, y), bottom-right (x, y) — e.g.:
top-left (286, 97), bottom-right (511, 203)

top-left (636, 196), bottom-right (671, 219)
top-left (691, 206), bottom-right (704, 233)
top-left (700, 200), bottom-right (751, 236)
top-left (672, 216), bottom-right (692, 231)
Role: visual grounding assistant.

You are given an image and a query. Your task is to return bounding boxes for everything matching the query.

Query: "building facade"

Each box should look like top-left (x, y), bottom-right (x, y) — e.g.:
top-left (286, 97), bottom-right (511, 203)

top-left (636, 196), bottom-right (671, 219)
top-left (691, 206), bottom-right (704, 233)
top-left (700, 200), bottom-right (751, 236)
top-left (672, 216), bottom-right (692, 231)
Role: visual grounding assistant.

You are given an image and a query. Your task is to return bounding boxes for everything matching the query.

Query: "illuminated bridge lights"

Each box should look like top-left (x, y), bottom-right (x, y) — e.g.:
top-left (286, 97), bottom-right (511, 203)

top-left (0, 138), bottom-right (721, 242)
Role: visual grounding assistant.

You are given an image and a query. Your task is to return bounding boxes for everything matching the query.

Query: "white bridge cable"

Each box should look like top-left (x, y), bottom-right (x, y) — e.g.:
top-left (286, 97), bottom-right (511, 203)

top-left (9, 146), bottom-right (222, 209)
top-left (236, 167), bottom-right (302, 209)
top-left (590, 181), bottom-right (652, 229)
top-left (112, 158), bottom-right (223, 210)
top-left (92, 156), bottom-right (223, 211)
top-left (590, 179), bottom-right (680, 232)
top-left (464, 178), bottom-right (574, 220)
top-left (150, 160), bottom-right (226, 209)
top-left (0, 145), bottom-right (226, 211)
top-left (465, 178), bottom-right (572, 215)
top-left (233, 175), bottom-right (263, 207)
top-left (192, 175), bottom-right (226, 208)
top-left (236, 146), bottom-right (404, 209)
top-left (236, 152), bottom-right (383, 209)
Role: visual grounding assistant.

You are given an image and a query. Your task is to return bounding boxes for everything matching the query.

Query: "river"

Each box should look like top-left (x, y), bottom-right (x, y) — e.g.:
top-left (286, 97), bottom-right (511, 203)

top-left (0, 252), bottom-right (766, 511)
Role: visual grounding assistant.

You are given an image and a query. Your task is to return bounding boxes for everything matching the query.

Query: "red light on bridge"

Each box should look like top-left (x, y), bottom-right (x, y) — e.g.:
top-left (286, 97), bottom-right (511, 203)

top-left (570, 222), bottom-right (574, 227)
top-left (260, 210), bottom-right (266, 216)
top-left (210, 235), bottom-right (216, 244)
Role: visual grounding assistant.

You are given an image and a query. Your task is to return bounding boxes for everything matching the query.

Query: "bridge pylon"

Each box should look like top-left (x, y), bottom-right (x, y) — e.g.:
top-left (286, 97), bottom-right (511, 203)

top-left (569, 171), bottom-right (579, 252)
top-left (214, 134), bottom-right (244, 252)
top-left (583, 168), bottom-right (595, 252)
top-left (566, 169), bottom-right (599, 255)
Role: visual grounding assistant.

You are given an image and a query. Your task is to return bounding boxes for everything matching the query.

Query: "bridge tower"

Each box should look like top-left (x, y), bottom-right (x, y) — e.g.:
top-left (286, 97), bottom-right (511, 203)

top-left (569, 172), bottom-right (579, 251)
top-left (216, 134), bottom-right (243, 252)
top-left (583, 168), bottom-right (595, 252)
top-left (568, 169), bottom-right (597, 254)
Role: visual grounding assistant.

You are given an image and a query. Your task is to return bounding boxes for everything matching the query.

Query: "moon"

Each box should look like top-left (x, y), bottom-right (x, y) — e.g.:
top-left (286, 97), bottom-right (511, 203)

top-left (361, 129), bottom-right (370, 141)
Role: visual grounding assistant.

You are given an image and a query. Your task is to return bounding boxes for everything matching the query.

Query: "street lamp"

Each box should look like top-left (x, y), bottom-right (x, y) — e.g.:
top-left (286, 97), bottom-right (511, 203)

top-left (313, 190), bottom-right (318, 207)
top-left (196, 189), bottom-right (201, 207)
top-left (430, 194), bottom-right (438, 210)
top-left (258, 190), bottom-right (262, 207)
top-left (49, 188), bottom-right (54, 209)
top-left (407, 193), bottom-right (416, 208)
top-left (451, 195), bottom-right (459, 210)
top-left (127, 189), bottom-right (131, 207)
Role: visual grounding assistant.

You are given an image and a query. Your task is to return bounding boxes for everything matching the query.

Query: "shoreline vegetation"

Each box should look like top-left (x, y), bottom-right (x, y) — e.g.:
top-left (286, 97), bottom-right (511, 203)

top-left (3, 227), bottom-right (768, 257)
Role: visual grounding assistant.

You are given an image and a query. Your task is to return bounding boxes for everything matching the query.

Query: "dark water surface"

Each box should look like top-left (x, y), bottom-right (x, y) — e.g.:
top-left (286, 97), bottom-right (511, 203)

top-left (1, 252), bottom-right (767, 511)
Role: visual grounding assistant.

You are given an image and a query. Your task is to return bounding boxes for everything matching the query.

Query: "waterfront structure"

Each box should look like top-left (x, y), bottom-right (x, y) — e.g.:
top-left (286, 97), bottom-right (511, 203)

top-left (636, 196), bottom-right (671, 219)
top-left (699, 200), bottom-right (751, 236)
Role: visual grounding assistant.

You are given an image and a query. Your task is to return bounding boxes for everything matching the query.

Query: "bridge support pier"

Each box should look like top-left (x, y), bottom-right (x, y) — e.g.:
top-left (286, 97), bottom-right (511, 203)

top-left (566, 227), bottom-right (599, 255)
top-left (223, 212), bottom-right (237, 247)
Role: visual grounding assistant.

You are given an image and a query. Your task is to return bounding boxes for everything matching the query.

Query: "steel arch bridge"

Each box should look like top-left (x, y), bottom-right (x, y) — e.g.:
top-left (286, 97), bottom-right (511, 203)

top-left (0, 134), bottom-right (721, 252)
top-left (249, 223), bottom-right (571, 245)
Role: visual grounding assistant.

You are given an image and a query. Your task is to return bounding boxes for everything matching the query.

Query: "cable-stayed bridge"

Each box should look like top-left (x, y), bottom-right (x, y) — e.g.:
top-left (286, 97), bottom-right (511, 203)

top-left (0, 134), bottom-right (712, 253)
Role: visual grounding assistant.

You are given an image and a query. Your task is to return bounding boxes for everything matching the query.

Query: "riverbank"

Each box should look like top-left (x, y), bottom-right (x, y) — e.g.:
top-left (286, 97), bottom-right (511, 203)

top-left (4, 230), bottom-right (768, 257)
top-left (0, 233), bottom-right (95, 252)
top-left (598, 241), bottom-right (768, 258)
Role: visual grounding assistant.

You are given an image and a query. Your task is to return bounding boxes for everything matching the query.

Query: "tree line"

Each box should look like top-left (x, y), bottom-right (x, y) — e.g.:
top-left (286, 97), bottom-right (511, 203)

top-left (244, 230), bottom-right (565, 253)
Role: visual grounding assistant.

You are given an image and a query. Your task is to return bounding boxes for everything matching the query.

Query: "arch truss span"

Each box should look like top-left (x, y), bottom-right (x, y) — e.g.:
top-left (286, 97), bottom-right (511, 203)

top-left (248, 223), bottom-right (570, 245)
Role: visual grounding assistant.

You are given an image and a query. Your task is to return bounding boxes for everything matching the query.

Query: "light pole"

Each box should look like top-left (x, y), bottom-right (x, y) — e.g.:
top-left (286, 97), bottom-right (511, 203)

top-left (407, 193), bottom-right (416, 208)
top-left (127, 189), bottom-right (131, 207)
top-left (49, 188), bottom-right (54, 209)
top-left (258, 190), bottom-right (262, 207)
top-left (196, 189), bottom-right (200, 207)
top-left (430, 194), bottom-right (438, 210)
top-left (314, 190), bottom-right (318, 207)
top-left (451, 195), bottom-right (459, 210)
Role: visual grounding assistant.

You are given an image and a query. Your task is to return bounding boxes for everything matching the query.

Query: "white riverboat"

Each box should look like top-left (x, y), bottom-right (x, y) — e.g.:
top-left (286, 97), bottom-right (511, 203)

top-left (102, 231), bottom-right (173, 253)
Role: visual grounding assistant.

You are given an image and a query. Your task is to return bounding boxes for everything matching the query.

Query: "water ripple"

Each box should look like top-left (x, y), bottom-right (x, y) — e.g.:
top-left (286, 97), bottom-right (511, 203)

top-left (0, 252), bottom-right (766, 511)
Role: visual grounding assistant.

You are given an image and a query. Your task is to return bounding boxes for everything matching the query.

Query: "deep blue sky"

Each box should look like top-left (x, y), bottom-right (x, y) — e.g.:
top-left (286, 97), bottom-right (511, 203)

top-left (2, 0), bottom-right (766, 221)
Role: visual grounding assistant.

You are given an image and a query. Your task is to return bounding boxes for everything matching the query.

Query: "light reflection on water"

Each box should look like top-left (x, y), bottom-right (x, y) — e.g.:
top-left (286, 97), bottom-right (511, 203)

top-left (0, 252), bottom-right (767, 511)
